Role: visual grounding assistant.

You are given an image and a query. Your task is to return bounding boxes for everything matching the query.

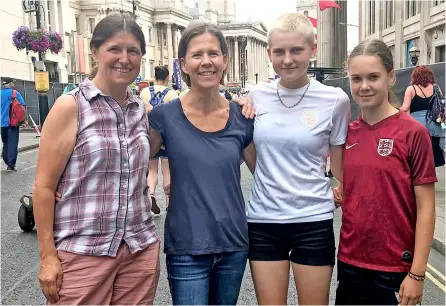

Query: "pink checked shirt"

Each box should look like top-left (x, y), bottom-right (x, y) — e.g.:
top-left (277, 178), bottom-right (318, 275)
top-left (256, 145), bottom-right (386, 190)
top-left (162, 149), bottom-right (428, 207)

top-left (54, 79), bottom-right (159, 257)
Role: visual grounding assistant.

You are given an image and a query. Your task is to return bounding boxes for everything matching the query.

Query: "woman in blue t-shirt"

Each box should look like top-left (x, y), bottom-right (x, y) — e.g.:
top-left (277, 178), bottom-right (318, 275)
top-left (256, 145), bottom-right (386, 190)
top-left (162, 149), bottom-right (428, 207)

top-left (146, 22), bottom-right (256, 305)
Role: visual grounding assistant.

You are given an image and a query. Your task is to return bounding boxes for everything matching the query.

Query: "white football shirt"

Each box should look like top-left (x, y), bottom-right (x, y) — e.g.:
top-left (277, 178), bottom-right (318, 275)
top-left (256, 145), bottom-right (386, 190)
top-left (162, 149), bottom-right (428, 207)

top-left (248, 79), bottom-right (351, 223)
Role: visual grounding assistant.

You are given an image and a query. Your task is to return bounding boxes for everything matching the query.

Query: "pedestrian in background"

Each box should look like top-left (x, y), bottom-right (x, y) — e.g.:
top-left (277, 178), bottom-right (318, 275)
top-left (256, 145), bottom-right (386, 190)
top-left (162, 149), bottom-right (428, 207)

top-left (33, 13), bottom-right (160, 305)
top-left (337, 38), bottom-right (436, 305)
top-left (401, 65), bottom-right (445, 167)
top-left (140, 65), bottom-right (179, 214)
top-left (1, 77), bottom-right (25, 172)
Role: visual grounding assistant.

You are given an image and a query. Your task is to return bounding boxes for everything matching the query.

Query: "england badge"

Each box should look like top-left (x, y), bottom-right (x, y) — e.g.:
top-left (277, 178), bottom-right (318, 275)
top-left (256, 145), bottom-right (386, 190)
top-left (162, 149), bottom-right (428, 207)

top-left (377, 138), bottom-right (394, 156)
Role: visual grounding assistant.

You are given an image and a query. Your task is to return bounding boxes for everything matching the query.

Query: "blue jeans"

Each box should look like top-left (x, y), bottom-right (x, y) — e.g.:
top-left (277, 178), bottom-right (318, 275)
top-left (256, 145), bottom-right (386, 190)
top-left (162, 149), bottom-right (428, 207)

top-left (1, 126), bottom-right (19, 167)
top-left (166, 251), bottom-right (248, 305)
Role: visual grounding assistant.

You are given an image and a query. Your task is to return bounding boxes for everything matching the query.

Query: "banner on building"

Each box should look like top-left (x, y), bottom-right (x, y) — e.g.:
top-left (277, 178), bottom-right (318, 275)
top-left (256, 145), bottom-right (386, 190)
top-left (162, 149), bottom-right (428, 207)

top-left (173, 59), bottom-right (182, 91)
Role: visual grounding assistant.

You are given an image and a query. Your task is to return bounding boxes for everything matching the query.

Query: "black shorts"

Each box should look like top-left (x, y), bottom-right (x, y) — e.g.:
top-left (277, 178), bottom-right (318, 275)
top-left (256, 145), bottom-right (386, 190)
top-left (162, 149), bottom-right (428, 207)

top-left (248, 219), bottom-right (335, 266)
top-left (150, 148), bottom-right (167, 160)
top-left (335, 260), bottom-right (407, 305)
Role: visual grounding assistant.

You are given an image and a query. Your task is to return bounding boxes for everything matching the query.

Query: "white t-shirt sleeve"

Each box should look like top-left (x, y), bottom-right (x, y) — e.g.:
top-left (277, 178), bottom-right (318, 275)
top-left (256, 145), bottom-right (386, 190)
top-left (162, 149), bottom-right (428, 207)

top-left (330, 89), bottom-right (351, 145)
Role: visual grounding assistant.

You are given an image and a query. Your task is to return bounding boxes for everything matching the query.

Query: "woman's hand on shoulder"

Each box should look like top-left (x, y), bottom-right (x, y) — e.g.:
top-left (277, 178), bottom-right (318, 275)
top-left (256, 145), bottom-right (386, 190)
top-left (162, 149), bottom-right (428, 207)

top-left (232, 96), bottom-right (255, 119)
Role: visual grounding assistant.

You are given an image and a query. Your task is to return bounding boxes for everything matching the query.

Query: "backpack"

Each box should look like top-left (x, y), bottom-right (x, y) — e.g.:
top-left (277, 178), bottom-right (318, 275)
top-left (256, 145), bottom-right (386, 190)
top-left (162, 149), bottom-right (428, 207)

top-left (149, 86), bottom-right (170, 107)
top-left (426, 84), bottom-right (445, 124)
top-left (8, 90), bottom-right (26, 127)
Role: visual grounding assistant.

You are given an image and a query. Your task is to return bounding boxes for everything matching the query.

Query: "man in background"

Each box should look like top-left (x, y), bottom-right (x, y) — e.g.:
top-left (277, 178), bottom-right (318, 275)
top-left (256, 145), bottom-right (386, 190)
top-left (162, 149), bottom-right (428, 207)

top-left (1, 78), bottom-right (25, 172)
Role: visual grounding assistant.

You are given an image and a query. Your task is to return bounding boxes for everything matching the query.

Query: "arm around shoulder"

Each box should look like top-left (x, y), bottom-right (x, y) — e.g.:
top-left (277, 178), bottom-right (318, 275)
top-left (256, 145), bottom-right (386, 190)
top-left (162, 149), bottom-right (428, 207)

top-left (148, 104), bottom-right (165, 157)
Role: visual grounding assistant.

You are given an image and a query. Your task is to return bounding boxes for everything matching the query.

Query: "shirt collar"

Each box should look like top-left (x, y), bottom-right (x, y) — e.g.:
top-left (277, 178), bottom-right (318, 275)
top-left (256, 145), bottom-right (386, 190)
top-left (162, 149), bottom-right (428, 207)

top-left (79, 78), bottom-right (139, 106)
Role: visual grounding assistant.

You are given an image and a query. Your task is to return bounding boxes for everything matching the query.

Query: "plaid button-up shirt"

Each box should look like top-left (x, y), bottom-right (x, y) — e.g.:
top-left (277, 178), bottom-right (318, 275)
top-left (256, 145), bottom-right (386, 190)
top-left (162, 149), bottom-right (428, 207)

top-left (54, 79), bottom-right (159, 257)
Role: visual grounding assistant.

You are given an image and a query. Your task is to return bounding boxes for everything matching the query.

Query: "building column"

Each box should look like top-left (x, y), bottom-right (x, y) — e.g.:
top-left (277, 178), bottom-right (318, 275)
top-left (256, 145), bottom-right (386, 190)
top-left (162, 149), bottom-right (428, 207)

top-left (256, 40), bottom-right (260, 80)
top-left (419, 1), bottom-right (429, 65)
top-left (263, 43), bottom-right (267, 80)
top-left (234, 37), bottom-right (239, 81)
top-left (317, 0), bottom-right (347, 68)
top-left (166, 23), bottom-right (174, 76)
top-left (153, 23), bottom-right (159, 68)
top-left (260, 42), bottom-right (264, 81)
top-left (261, 42), bottom-right (264, 81)
top-left (394, 0), bottom-right (403, 68)
top-left (252, 38), bottom-right (259, 78)
top-left (246, 37), bottom-right (251, 83)
top-left (52, 0), bottom-right (59, 33)
top-left (226, 37), bottom-right (232, 82)
top-left (172, 25), bottom-right (178, 58)
top-left (159, 25), bottom-right (164, 67)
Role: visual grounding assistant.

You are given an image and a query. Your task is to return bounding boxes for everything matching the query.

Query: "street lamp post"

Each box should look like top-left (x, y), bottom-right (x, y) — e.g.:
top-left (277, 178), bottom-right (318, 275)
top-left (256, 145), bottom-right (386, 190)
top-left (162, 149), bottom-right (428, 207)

top-left (23, 0), bottom-right (50, 127)
top-left (409, 46), bottom-right (421, 66)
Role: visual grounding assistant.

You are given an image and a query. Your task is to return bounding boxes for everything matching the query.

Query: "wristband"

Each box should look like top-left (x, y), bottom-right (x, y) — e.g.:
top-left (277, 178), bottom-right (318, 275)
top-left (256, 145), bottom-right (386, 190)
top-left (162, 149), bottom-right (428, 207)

top-left (408, 271), bottom-right (425, 281)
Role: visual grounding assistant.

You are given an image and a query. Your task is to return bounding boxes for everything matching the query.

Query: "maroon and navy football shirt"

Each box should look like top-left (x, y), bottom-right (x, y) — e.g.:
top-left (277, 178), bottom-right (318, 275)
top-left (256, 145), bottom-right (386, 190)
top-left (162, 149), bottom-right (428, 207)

top-left (338, 111), bottom-right (438, 272)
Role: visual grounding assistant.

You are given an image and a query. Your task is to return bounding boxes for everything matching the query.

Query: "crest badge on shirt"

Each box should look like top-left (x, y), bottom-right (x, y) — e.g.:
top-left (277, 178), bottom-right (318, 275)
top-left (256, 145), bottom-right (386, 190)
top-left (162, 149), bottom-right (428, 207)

top-left (377, 138), bottom-right (394, 156)
top-left (301, 109), bottom-right (319, 129)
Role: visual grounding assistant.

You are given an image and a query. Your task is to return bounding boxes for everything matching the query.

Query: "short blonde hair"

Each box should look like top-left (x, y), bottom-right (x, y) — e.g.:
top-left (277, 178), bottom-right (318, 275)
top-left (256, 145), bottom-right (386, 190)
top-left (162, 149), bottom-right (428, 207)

top-left (267, 13), bottom-right (315, 47)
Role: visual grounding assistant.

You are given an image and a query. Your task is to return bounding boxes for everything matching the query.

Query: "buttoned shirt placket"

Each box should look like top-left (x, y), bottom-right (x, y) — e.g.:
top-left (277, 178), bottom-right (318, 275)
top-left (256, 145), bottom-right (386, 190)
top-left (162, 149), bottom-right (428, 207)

top-left (108, 100), bottom-right (131, 256)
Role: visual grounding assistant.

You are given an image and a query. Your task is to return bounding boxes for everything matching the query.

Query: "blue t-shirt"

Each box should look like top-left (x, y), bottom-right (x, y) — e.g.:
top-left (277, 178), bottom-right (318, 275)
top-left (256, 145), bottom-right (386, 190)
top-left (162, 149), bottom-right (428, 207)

top-left (1, 88), bottom-right (25, 127)
top-left (149, 99), bottom-right (254, 255)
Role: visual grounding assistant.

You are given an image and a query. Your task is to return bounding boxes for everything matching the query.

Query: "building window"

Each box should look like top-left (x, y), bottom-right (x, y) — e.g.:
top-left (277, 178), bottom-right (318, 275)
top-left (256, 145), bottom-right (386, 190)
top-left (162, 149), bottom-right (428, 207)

top-left (157, 28), bottom-right (161, 45)
top-left (150, 60), bottom-right (154, 78)
top-left (436, 45), bottom-right (445, 62)
top-left (405, 0), bottom-right (419, 19)
top-left (384, 0), bottom-right (395, 28)
top-left (47, 0), bottom-right (52, 31)
top-left (75, 17), bottom-right (80, 33)
top-left (163, 29), bottom-right (167, 47)
top-left (141, 59), bottom-right (146, 79)
top-left (148, 28), bottom-right (152, 43)
top-left (367, 0), bottom-right (376, 35)
top-left (89, 18), bottom-right (95, 34)
top-left (389, 45), bottom-right (395, 58)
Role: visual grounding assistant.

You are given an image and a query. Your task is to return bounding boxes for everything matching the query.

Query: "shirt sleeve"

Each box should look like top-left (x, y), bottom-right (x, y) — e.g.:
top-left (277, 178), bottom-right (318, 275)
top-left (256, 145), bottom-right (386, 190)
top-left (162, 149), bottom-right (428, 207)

top-left (244, 119), bottom-right (254, 148)
top-left (17, 91), bottom-right (25, 106)
top-left (148, 104), bottom-right (165, 141)
top-left (330, 89), bottom-right (351, 145)
top-left (408, 125), bottom-right (438, 186)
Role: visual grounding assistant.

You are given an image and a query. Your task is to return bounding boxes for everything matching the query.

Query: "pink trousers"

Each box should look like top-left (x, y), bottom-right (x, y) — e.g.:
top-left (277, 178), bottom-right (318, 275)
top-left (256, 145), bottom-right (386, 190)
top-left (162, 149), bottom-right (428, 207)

top-left (49, 241), bottom-right (160, 305)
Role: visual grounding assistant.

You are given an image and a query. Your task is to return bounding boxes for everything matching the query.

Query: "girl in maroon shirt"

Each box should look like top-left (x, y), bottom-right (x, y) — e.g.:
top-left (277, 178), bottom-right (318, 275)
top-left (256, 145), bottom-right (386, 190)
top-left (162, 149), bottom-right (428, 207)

top-left (335, 39), bottom-right (437, 305)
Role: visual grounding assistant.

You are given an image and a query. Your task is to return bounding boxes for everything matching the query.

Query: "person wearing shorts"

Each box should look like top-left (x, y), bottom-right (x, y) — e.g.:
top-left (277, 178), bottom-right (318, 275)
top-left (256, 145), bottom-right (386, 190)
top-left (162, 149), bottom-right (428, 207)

top-left (244, 13), bottom-right (350, 305)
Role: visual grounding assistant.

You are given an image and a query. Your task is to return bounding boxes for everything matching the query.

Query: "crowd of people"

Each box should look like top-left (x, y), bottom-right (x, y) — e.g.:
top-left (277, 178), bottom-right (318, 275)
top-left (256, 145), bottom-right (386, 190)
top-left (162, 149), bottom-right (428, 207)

top-left (30, 10), bottom-right (443, 306)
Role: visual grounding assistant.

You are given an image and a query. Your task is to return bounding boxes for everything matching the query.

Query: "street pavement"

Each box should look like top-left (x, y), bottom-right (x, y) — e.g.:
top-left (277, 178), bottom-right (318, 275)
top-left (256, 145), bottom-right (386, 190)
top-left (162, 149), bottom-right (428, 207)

top-left (1, 143), bottom-right (445, 304)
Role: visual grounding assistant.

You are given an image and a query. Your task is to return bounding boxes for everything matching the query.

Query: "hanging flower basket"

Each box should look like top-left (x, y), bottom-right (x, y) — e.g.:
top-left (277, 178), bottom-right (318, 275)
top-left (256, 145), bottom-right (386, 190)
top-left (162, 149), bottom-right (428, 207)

top-left (12, 26), bottom-right (30, 51)
top-left (28, 29), bottom-right (50, 53)
top-left (12, 27), bottom-right (62, 54)
top-left (47, 31), bottom-right (63, 54)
